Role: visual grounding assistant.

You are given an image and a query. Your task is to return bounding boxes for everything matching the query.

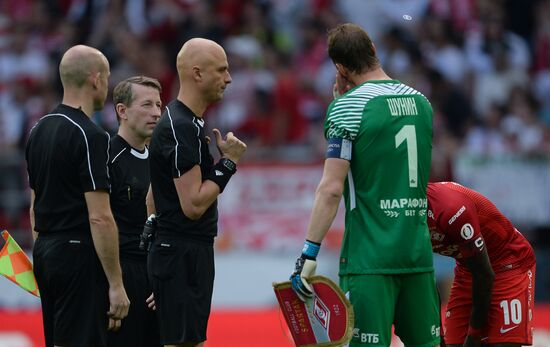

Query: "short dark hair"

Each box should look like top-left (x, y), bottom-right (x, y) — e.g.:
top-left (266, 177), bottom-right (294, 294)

top-left (327, 23), bottom-right (379, 74)
top-left (113, 76), bottom-right (162, 123)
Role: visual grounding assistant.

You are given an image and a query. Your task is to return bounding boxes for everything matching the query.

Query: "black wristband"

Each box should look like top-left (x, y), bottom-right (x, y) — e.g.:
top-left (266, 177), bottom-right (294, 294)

top-left (206, 158), bottom-right (237, 193)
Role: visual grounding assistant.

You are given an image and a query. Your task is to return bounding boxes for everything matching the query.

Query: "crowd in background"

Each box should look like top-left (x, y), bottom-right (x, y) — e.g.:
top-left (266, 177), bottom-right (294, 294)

top-left (1, 0), bottom-right (550, 248)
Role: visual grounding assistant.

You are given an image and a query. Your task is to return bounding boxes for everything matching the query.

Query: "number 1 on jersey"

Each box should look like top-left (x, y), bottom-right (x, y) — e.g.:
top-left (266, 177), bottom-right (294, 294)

top-left (395, 125), bottom-right (418, 188)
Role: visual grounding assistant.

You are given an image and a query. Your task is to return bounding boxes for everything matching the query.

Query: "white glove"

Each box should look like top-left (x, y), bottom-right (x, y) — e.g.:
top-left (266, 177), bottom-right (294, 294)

top-left (290, 257), bottom-right (317, 301)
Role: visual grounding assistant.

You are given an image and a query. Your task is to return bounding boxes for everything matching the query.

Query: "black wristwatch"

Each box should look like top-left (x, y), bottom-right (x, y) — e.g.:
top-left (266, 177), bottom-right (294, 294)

top-left (220, 157), bottom-right (237, 172)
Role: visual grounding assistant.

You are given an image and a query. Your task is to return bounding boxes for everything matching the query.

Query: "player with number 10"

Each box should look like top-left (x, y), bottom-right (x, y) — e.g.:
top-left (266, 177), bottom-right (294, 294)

top-left (427, 181), bottom-right (536, 347)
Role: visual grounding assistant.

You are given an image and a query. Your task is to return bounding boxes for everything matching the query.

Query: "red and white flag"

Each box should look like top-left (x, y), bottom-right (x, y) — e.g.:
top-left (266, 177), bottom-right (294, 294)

top-left (273, 276), bottom-right (353, 347)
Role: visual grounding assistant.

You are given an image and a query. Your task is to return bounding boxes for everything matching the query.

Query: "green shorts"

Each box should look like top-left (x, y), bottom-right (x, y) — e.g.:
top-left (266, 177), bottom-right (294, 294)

top-left (340, 272), bottom-right (441, 347)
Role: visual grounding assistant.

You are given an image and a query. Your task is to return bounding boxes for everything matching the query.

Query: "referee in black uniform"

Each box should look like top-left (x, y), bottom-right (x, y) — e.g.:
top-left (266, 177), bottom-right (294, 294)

top-left (107, 76), bottom-right (162, 347)
top-left (25, 45), bottom-right (129, 347)
top-left (148, 38), bottom-right (246, 347)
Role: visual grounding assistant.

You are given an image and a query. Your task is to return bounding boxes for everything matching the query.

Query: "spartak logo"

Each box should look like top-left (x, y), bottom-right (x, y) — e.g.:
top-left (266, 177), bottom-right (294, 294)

top-left (313, 296), bottom-right (330, 329)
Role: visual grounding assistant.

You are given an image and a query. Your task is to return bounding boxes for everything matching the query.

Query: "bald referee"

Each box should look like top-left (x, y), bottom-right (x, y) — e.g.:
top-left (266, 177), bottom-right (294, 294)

top-left (25, 45), bottom-right (130, 347)
top-left (148, 38), bottom-right (246, 347)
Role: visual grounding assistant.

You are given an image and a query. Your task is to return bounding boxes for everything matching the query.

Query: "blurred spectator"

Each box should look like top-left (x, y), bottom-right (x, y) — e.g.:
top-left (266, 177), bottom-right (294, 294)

top-left (271, 52), bottom-right (309, 145)
top-left (533, 0), bottom-right (550, 127)
top-left (294, 17), bottom-right (327, 81)
top-left (533, 0), bottom-right (550, 73)
top-left (175, 1), bottom-right (225, 50)
top-left (336, 0), bottom-right (429, 42)
top-left (464, 6), bottom-right (530, 74)
top-left (238, 88), bottom-right (276, 148)
top-left (141, 42), bottom-right (177, 105)
top-left (421, 17), bottom-right (467, 85)
top-left (471, 41), bottom-right (529, 116)
top-left (536, 70), bottom-right (550, 126)
top-left (428, 69), bottom-right (473, 139)
top-left (501, 87), bottom-right (544, 154)
top-left (463, 104), bottom-right (510, 156)
top-left (109, 29), bottom-right (144, 85)
top-left (212, 35), bottom-right (274, 134)
top-left (0, 24), bottom-right (50, 86)
top-left (429, 0), bottom-right (477, 33)
top-left (379, 27), bottom-right (414, 78)
top-left (0, 81), bottom-right (28, 151)
top-left (430, 105), bottom-right (458, 182)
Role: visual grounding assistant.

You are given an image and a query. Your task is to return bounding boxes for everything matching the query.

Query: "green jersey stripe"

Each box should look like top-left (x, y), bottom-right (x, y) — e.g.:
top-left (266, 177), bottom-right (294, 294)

top-left (347, 171), bottom-right (356, 210)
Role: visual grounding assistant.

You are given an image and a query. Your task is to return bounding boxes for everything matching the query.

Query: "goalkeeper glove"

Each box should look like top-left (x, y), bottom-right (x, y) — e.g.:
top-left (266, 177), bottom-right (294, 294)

top-left (290, 240), bottom-right (320, 301)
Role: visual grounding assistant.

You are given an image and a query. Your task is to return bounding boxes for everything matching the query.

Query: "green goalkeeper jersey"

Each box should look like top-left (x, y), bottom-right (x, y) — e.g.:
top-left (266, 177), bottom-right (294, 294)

top-left (325, 80), bottom-right (434, 275)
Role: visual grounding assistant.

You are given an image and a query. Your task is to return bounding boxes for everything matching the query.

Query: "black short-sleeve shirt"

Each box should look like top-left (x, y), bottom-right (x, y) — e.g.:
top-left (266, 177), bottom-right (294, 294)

top-left (25, 104), bottom-right (111, 234)
top-left (108, 135), bottom-right (150, 258)
top-left (149, 100), bottom-right (217, 240)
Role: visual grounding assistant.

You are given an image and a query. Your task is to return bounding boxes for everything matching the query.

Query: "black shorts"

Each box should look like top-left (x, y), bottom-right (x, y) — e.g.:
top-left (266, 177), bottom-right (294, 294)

top-left (107, 257), bottom-right (161, 347)
top-left (147, 236), bottom-right (215, 344)
top-left (33, 232), bottom-right (108, 347)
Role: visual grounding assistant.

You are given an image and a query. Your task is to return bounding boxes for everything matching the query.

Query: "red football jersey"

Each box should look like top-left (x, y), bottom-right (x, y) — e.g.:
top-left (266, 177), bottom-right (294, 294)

top-left (427, 182), bottom-right (535, 273)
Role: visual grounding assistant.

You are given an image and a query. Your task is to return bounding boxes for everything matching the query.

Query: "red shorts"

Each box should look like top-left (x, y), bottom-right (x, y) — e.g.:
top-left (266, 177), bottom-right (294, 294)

top-left (444, 264), bottom-right (535, 345)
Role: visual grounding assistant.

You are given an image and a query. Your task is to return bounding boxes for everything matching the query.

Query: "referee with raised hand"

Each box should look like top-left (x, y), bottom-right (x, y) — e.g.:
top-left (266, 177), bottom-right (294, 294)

top-left (25, 45), bottom-right (129, 347)
top-left (148, 38), bottom-right (246, 347)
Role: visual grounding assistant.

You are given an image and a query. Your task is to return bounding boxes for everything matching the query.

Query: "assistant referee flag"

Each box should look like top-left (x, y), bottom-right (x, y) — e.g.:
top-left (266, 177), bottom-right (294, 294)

top-left (0, 230), bottom-right (40, 297)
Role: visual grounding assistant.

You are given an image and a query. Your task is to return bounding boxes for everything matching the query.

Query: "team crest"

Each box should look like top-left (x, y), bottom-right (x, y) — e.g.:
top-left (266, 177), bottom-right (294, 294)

top-left (273, 276), bottom-right (354, 347)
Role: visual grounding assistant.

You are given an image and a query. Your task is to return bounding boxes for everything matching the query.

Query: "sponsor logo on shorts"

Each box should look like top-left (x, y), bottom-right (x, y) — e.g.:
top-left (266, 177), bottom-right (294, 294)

top-left (352, 328), bottom-right (379, 343)
top-left (353, 328), bottom-right (359, 338)
top-left (460, 223), bottom-right (474, 240)
top-left (500, 325), bottom-right (518, 334)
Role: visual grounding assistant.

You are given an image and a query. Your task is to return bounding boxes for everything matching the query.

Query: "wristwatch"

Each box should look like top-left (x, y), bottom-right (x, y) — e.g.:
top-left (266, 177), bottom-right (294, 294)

top-left (220, 158), bottom-right (236, 172)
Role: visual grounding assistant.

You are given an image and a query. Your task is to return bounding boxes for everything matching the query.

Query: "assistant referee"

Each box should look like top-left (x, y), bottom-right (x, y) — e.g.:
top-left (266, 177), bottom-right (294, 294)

top-left (25, 45), bottom-right (129, 347)
top-left (107, 76), bottom-right (162, 347)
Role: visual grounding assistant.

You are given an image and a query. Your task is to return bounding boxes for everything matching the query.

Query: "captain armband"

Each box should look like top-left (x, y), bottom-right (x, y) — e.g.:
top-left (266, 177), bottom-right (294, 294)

top-left (205, 158), bottom-right (237, 193)
top-left (326, 138), bottom-right (352, 160)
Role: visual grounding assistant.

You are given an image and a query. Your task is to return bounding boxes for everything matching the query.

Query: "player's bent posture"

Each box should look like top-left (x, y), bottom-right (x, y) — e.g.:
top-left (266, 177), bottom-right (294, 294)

top-left (427, 182), bottom-right (536, 347)
top-left (107, 76), bottom-right (162, 347)
top-left (290, 23), bottom-right (440, 347)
